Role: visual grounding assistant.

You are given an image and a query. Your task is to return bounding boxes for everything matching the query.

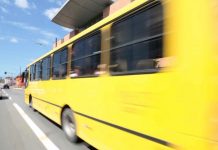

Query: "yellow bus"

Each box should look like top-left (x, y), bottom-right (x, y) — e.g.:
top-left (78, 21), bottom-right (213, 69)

top-left (24, 0), bottom-right (218, 149)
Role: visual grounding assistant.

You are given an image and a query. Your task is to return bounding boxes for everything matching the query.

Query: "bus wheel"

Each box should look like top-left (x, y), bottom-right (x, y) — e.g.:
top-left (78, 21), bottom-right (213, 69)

top-left (62, 108), bottom-right (79, 143)
top-left (29, 95), bottom-right (35, 111)
top-left (29, 96), bottom-right (32, 108)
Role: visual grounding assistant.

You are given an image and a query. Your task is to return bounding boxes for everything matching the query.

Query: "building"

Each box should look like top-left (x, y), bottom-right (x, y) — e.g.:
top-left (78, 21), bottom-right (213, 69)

top-left (52, 0), bottom-right (135, 48)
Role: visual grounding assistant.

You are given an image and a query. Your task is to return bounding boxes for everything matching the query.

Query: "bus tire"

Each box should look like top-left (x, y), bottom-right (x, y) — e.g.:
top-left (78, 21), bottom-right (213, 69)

top-left (62, 108), bottom-right (79, 143)
top-left (29, 95), bottom-right (35, 111)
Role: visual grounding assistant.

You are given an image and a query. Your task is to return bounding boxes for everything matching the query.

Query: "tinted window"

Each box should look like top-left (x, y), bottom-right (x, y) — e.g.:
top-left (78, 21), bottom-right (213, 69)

top-left (60, 49), bottom-right (68, 78)
top-left (30, 65), bottom-right (35, 81)
top-left (71, 32), bottom-right (101, 77)
top-left (52, 48), bottom-right (68, 79)
top-left (42, 56), bottom-right (51, 80)
top-left (24, 69), bottom-right (29, 88)
top-left (110, 3), bottom-right (163, 74)
top-left (35, 61), bottom-right (42, 80)
top-left (111, 18), bottom-right (132, 47)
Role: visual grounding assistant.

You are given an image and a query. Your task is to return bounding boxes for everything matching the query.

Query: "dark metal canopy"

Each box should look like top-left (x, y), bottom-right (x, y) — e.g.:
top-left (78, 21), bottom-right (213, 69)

top-left (52, 0), bottom-right (114, 29)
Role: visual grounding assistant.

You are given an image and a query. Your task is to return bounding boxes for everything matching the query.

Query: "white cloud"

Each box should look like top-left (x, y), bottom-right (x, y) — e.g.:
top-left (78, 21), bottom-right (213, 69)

top-left (56, 1), bottom-right (63, 6)
top-left (10, 37), bottom-right (18, 43)
top-left (3, 20), bottom-right (58, 40)
top-left (1, 0), bottom-right (36, 10)
top-left (0, 7), bottom-right (8, 13)
top-left (44, 8), bottom-right (59, 20)
top-left (5, 21), bottom-right (38, 31)
top-left (62, 27), bottom-right (72, 32)
top-left (40, 30), bottom-right (58, 39)
top-left (15, 0), bottom-right (29, 9)
top-left (48, 0), bottom-right (66, 6)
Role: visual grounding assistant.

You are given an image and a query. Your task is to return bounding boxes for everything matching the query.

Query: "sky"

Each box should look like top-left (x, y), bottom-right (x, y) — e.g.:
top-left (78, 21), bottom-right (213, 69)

top-left (0, 0), bottom-right (71, 77)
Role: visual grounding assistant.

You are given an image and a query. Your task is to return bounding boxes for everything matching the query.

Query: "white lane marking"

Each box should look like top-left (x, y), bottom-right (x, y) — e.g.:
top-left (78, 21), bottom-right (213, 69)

top-left (2, 90), bottom-right (9, 97)
top-left (2, 89), bottom-right (6, 94)
top-left (13, 103), bottom-right (59, 150)
top-left (2, 90), bottom-right (12, 100)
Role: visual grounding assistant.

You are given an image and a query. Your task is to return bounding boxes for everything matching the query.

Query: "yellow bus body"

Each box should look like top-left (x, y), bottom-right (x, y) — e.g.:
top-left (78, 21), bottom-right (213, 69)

top-left (25, 0), bottom-right (218, 149)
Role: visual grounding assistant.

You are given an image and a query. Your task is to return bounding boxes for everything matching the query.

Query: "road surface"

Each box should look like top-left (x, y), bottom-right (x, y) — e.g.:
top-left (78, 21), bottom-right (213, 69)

top-left (0, 87), bottom-right (89, 150)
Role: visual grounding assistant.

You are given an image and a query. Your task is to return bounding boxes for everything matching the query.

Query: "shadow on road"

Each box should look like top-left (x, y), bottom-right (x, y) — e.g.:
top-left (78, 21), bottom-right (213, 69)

top-left (30, 107), bottom-right (93, 149)
top-left (0, 96), bottom-right (9, 100)
top-left (37, 110), bottom-right (62, 129)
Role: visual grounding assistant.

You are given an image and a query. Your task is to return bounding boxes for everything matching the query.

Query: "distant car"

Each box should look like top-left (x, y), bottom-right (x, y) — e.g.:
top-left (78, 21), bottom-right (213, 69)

top-left (0, 89), bottom-right (2, 99)
top-left (3, 84), bottom-right (9, 89)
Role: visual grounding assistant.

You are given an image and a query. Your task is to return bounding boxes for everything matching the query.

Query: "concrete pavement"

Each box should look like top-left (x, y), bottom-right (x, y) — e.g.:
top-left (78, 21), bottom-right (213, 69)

top-left (0, 88), bottom-right (89, 150)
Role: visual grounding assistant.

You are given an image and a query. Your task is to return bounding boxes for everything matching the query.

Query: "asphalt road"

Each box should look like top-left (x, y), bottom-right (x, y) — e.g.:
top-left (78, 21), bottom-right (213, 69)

top-left (0, 88), bottom-right (89, 150)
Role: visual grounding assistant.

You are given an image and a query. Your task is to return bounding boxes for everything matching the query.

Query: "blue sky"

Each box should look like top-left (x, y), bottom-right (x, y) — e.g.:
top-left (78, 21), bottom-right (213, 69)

top-left (0, 0), bottom-right (71, 77)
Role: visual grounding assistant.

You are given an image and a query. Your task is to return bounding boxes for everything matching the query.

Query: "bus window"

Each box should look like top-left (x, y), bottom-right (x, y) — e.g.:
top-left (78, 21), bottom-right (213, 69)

top-left (71, 32), bottom-right (101, 77)
top-left (42, 56), bottom-right (51, 80)
top-left (110, 3), bottom-right (163, 74)
top-left (52, 48), bottom-right (68, 79)
top-left (30, 64), bottom-right (35, 81)
top-left (60, 49), bottom-right (68, 78)
top-left (35, 61), bottom-right (42, 80)
top-left (22, 69), bottom-right (29, 88)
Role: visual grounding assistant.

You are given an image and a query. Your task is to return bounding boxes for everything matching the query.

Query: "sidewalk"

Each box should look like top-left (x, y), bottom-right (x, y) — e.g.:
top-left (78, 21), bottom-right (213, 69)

top-left (11, 85), bottom-right (24, 90)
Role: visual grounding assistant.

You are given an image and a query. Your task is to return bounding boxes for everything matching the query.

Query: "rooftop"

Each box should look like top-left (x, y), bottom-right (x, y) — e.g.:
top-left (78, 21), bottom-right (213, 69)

top-left (52, 0), bottom-right (114, 29)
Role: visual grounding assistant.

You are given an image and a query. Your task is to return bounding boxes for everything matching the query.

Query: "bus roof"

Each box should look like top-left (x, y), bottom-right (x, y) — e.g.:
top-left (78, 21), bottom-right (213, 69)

top-left (27, 0), bottom-right (148, 67)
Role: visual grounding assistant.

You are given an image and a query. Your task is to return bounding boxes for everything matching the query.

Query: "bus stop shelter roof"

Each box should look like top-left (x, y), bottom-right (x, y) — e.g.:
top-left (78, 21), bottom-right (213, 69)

top-left (52, 0), bottom-right (114, 29)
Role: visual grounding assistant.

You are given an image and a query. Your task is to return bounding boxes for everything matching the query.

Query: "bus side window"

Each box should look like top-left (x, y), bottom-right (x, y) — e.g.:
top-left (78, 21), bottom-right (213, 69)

top-left (42, 56), bottom-right (51, 80)
top-left (71, 32), bottom-right (101, 77)
top-left (30, 64), bottom-right (36, 81)
top-left (35, 61), bottom-right (42, 81)
top-left (110, 3), bottom-right (163, 74)
top-left (52, 48), bottom-right (68, 80)
top-left (24, 69), bottom-right (29, 88)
